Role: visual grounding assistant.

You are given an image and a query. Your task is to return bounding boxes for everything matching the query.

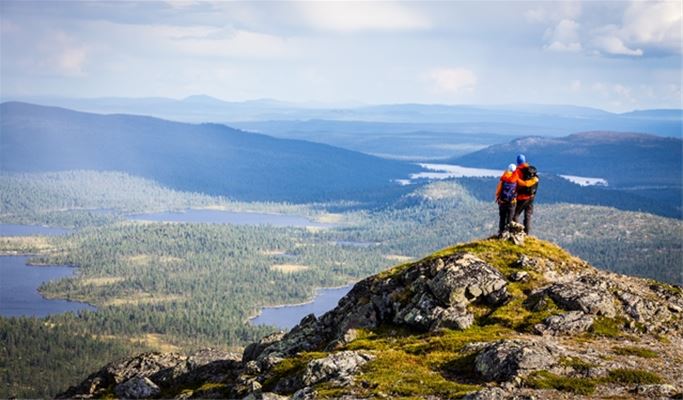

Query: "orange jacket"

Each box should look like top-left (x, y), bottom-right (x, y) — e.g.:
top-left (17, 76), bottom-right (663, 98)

top-left (495, 171), bottom-right (518, 203)
top-left (515, 163), bottom-right (539, 201)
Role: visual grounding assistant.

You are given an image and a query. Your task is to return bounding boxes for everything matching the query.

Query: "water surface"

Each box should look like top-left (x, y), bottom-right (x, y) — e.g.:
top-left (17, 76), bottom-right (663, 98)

top-left (0, 224), bottom-right (71, 236)
top-left (0, 256), bottom-right (95, 317)
top-left (250, 285), bottom-right (352, 330)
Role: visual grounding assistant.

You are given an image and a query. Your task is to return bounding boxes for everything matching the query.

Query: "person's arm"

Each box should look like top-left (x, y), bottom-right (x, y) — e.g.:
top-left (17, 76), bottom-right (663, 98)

top-left (495, 180), bottom-right (502, 202)
top-left (517, 176), bottom-right (539, 187)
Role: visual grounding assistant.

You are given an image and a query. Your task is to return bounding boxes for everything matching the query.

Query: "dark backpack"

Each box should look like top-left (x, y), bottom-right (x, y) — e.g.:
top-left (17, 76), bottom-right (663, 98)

top-left (522, 165), bottom-right (537, 180)
top-left (500, 181), bottom-right (517, 202)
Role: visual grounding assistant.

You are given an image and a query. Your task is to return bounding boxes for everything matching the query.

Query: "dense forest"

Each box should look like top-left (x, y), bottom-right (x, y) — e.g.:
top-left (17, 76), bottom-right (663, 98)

top-left (1, 172), bottom-right (681, 397)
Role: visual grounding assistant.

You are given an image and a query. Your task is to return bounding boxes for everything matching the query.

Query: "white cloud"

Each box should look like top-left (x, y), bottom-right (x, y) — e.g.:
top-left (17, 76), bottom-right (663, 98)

top-left (544, 19), bottom-right (582, 52)
top-left (297, 1), bottom-right (430, 32)
top-left (170, 28), bottom-right (293, 59)
top-left (525, 1), bottom-right (582, 23)
top-left (591, 30), bottom-right (643, 56)
top-left (427, 68), bottom-right (477, 94)
top-left (619, 1), bottom-right (682, 55)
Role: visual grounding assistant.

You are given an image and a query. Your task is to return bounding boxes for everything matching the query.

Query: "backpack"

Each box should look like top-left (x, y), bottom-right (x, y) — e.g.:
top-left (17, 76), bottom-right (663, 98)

top-left (500, 181), bottom-right (517, 202)
top-left (522, 165), bottom-right (537, 180)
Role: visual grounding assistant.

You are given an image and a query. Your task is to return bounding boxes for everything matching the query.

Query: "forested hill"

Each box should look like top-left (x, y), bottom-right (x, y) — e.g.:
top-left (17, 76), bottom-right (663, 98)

top-left (451, 131), bottom-right (682, 188)
top-left (0, 102), bottom-right (417, 203)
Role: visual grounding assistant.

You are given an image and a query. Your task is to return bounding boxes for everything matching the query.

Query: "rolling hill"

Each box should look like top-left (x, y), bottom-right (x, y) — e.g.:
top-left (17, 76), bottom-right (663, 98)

top-left (451, 131), bottom-right (682, 189)
top-left (0, 102), bottom-right (417, 203)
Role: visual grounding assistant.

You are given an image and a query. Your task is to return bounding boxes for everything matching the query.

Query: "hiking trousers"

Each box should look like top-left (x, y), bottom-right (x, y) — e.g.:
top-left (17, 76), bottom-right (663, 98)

top-left (514, 198), bottom-right (534, 234)
top-left (498, 202), bottom-right (516, 234)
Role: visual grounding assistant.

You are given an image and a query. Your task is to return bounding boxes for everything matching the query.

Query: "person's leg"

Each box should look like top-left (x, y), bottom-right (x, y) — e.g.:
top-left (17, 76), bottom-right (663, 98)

top-left (505, 202), bottom-right (515, 227)
top-left (513, 201), bottom-right (524, 223)
top-left (523, 200), bottom-right (534, 234)
top-left (498, 204), bottom-right (507, 234)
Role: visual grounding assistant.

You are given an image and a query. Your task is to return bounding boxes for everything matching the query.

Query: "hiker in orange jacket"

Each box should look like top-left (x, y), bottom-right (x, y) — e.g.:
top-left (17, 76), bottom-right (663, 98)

top-left (495, 163), bottom-right (518, 236)
top-left (513, 154), bottom-right (539, 234)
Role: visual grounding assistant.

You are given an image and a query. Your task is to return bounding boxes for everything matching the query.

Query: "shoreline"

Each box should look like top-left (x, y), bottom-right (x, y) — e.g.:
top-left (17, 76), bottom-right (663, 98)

top-left (244, 282), bottom-right (355, 326)
top-left (0, 253), bottom-right (97, 318)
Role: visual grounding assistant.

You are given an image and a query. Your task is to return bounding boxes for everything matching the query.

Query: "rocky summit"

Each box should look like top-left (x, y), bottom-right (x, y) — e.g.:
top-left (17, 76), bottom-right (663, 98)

top-left (59, 235), bottom-right (683, 399)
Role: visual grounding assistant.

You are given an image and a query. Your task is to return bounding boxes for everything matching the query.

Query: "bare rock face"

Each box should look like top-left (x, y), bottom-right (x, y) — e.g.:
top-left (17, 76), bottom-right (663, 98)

top-left (254, 252), bottom-right (509, 365)
top-left (543, 276), bottom-right (617, 317)
top-left (114, 376), bottom-right (160, 399)
top-left (474, 339), bottom-right (562, 382)
top-left (534, 311), bottom-right (594, 336)
top-left (301, 351), bottom-right (374, 386)
top-left (57, 350), bottom-right (241, 399)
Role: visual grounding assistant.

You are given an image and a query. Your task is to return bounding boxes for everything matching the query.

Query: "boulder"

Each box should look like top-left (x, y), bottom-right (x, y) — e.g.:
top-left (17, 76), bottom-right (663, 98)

top-left (243, 332), bottom-right (286, 362)
top-left (113, 376), bottom-right (160, 399)
top-left (474, 340), bottom-right (560, 381)
top-left (509, 271), bottom-right (530, 283)
top-left (617, 290), bottom-right (671, 326)
top-left (499, 221), bottom-right (526, 245)
top-left (428, 253), bottom-right (508, 306)
top-left (461, 387), bottom-right (510, 400)
top-left (544, 276), bottom-right (616, 317)
top-left (534, 311), bottom-right (594, 336)
top-left (301, 351), bottom-right (375, 386)
top-left (634, 384), bottom-right (678, 398)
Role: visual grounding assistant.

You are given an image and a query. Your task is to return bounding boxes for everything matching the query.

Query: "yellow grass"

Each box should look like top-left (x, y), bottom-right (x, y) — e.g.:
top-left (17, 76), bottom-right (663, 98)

top-left (95, 333), bottom-right (180, 353)
top-left (80, 277), bottom-right (125, 286)
top-left (315, 213), bottom-right (344, 224)
top-left (271, 264), bottom-right (311, 273)
top-left (0, 236), bottom-right (53, 254)
top-left (385, 254), bottom-right (414, 262)
top-left (102, 293), bottom-right (184, 306)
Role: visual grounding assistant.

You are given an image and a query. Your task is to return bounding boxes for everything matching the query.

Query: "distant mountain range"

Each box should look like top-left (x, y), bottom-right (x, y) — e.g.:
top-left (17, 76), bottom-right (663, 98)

top-left (6, 95), bottom-right (680, 162)
top-left (0, 102), bottom-right (417, 203)
top-left (452, 131), bottom-right (682, 189)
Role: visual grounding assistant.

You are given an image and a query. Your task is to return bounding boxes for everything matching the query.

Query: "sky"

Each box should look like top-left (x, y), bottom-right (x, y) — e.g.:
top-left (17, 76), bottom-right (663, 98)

top-left (0, 0), bottom-right (681, 112)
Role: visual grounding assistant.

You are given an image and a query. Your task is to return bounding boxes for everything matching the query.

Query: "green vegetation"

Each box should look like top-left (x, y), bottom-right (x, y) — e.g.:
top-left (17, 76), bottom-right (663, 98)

top-left (612, 346), bottom-right (659, 358)
top-left (559, 356), bottom-right (596, 374)
top-left (264, 352), bottom-right (328, 391)
top-left (589, 317), bottom-right (629, 338)
top-left (357, 350), bottom-right (480, 398)
top-left (605, 368), bottom-right (664, 385)
top-left (526, 370), bottom-right (597, 395)
top-left (0, 318), bottom-right (138, 399)
top-left (2, 173), bottom-right (682, 398)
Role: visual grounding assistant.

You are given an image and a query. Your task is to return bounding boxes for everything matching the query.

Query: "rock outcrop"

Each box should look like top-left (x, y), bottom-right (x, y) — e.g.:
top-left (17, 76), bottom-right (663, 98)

top-left (59, 237), bottom-right (683, 399)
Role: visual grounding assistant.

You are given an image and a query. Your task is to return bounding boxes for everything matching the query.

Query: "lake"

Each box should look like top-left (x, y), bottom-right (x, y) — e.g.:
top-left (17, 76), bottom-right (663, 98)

top-left (128, 209), bottom-right (331, 228)
top-left (0, 256), bottom-right (95, 317)
top-left (0, 224), bottom-right (71, 236)
top-left (410, 163), bottom-right (609, 187)
top-left (249, 285), bottom-right (352, 330)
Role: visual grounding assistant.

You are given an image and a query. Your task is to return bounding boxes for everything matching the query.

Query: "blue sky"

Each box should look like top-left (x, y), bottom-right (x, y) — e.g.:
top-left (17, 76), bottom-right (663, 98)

top-left (1, 0), bottom-right (681, 111)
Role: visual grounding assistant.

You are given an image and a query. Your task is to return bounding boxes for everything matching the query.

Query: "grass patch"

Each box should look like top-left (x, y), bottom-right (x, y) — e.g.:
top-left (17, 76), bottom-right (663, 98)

top-left (559, 357), bottom-right (595, 374)
top-left (402, 325), bottom-right (513, 355)
top-left (263, 351), bottom-right (328, 391)
top-left (526, 371), bottom-right (597, 395)
top-left (589, 317), bottom-right (628, 338)
top-left (649, 280), bottom-right (683, 296)
top-left (378, 237), bottom-right (580, 280)
top-left (357, 349), bottom-right (480, 398)
top-left (612, 346), bottom-right (659, 359)
top-left (605, 368), bottom-right (664, 385)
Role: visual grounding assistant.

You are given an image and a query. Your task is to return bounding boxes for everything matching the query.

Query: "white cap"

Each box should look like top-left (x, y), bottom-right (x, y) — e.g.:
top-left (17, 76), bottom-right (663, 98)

top-left (507, 163), bottom-right (517, 172)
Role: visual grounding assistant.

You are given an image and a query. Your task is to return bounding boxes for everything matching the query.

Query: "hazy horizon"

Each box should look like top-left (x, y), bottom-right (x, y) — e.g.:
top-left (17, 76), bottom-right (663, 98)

top-left (1, 1), bottom-right (681, 113)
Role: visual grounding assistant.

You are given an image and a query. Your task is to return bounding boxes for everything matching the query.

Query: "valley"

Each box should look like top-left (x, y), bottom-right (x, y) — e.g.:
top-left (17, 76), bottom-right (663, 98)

top-left (1, 170), bottom-right (681, 398)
